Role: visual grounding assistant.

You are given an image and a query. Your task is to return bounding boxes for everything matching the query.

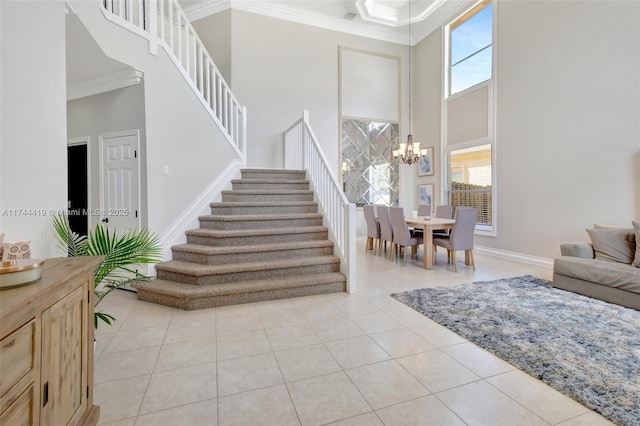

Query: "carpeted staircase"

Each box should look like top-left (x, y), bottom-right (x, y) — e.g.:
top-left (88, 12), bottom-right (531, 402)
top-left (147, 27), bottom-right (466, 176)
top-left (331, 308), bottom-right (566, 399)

top-left (133, 168), bottom-right (347, 309)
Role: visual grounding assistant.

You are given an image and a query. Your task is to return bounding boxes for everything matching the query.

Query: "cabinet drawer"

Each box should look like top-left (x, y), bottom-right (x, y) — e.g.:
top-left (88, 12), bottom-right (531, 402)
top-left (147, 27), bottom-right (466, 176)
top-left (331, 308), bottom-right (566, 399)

top-left (0, 320), bottom-right (36, 397)
top-left (0, 384), bottom-right (35, 426)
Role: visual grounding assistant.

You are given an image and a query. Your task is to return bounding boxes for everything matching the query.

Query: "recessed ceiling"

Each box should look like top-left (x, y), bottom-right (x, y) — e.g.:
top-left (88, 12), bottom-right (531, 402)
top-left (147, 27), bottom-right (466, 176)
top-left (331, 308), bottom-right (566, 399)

top-left (355, 0), bottom-right (448, 27)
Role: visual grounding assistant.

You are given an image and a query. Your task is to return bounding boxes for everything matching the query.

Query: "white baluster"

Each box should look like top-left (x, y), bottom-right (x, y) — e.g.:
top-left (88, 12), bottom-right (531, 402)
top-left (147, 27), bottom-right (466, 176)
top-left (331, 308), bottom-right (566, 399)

top-left (205, 58), bottom-right (211, 106)
top-left (217, 77), bottom-right (222, 121)
top-left (198, 47), bottom-right (204, 94)
top-left (168, 0), bottom-right (174, 51)
top-left (138, 0), bottom-right (144, 28)
top-left (159, 0), bottom-right (165, 41)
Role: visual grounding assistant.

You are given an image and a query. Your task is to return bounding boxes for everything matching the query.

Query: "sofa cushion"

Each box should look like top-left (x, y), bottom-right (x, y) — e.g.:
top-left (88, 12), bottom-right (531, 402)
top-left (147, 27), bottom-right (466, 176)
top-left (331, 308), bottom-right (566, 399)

top-left (633, 220), bottom-right (640, 268)
top-left (586, 227), bottom-right (635, 264)
top-left (560, 242), bottom-right (594, 258)
top-left (554, 256), bottom-right (640, 295)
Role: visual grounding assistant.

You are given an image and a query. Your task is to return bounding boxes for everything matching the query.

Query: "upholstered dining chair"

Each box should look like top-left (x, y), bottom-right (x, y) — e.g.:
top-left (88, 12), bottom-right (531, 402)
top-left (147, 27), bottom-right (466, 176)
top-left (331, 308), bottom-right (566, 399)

top-left (411, 204), bottom-right (431, 238)
top-left (417, 204), bottom-right (432, 217)
top-left (363, 205), bottom-right (380, 255)
top-left (377, 205), bottom-right (393, 257)
top-left (433, 206), bottom-right (477, 272)
top-left (389, 206), bottom-right (424, 265)
top-left (432, 205), bottom-right (453, 237)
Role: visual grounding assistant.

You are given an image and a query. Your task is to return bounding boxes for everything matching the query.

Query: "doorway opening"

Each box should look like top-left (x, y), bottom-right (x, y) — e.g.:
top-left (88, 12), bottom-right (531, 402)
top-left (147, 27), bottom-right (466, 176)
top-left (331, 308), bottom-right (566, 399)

top-left (67, 138), bottom-right (90, 236)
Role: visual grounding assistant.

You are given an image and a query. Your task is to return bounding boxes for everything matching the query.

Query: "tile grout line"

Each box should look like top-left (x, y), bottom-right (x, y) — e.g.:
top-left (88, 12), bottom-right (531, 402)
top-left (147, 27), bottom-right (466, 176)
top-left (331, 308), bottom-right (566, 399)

top-left (133, 320), bottom-right (170, 421)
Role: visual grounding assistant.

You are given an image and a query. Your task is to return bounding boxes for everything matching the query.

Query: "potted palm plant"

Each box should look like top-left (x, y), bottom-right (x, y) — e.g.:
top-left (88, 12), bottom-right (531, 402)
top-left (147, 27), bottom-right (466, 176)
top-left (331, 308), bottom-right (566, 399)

top-left (52, 215), bottom-right (163, 328)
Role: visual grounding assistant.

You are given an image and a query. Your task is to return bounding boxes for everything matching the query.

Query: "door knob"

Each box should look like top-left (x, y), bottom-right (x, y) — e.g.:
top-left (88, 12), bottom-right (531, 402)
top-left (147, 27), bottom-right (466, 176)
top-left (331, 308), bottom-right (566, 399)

top-left (101, 217), bottom-right (109, 223)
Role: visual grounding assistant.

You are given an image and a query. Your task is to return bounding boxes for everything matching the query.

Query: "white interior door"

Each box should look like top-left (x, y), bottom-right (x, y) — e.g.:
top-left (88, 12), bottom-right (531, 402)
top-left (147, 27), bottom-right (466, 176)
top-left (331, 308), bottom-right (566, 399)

top-left (99, 130), bottom-right (140, 233)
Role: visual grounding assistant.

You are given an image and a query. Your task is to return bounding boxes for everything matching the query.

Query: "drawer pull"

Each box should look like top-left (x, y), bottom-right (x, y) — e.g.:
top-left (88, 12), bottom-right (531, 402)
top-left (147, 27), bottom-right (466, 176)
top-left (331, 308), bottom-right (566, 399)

top-left (43, 382), bottom-right (49, 407)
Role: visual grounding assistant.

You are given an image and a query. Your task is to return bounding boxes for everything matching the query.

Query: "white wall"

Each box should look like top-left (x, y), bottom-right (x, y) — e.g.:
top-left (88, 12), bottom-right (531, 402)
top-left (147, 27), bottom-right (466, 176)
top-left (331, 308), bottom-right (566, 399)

top-left (222, 11), bottom-right (410, 177)
top-left (413, 29), bottom-right (443, 210)
top-left (0, 0), bottom-right (68, 258)
top-left (71, 0), bottom-right (240, 236)
top-left (413, 0), bottom-right (640, 258)
top-left (340, 48), bottom-right (399, 121)
top-left (489, 0), bottom-right (639, 257)
top-left (67, 83), bottom-right (148, 229)
top-left (192, 9), bottom-right (231, 84)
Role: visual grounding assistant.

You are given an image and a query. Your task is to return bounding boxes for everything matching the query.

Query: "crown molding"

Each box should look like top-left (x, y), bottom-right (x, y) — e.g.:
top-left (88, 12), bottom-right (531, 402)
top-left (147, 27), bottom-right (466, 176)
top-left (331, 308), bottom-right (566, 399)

top-left (67, 68), bottom-right (143, 101)
top-left (238, 0), bottom-right (409, 44)
top-left (411, 0), bottom-right (474, 45)
top-left (183, 0), bottom-right (476, 46)
top-left (183, 0), bottom-right (230, 22)
top-left (184, 0), bottom-right (410, 45)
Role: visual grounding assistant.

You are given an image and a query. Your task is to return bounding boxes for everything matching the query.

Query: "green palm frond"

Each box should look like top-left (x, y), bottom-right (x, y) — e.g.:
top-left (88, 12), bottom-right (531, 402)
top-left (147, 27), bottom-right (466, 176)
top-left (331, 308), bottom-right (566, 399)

top-left (84, 225), bottom-right (163, 286)
top-left (52, 214), bottom-right (88, 257)
top-left (52, 214), bottom-right (162, 328)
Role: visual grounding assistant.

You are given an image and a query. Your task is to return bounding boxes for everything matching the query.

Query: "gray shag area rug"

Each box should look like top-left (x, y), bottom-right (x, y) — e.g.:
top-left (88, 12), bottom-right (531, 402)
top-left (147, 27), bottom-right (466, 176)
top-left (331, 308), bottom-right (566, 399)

top-left (391, 275), bottom-right (640, 426)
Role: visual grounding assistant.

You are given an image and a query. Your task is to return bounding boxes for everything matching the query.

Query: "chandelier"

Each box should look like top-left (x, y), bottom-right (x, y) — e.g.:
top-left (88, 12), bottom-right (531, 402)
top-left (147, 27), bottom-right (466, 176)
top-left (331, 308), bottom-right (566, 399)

top-left (393, 134), bottom-right (427, 165)
top-left (393, 1), bottom-right (426, 166)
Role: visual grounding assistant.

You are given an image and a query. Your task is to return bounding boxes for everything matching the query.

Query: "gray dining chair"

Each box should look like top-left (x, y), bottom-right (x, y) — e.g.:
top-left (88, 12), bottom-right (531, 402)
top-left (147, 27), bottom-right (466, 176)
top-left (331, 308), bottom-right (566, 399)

top-left (363, 205), bottom-right (380, 255)
top-left (377, 205), bottom-right (393, 257)
top-left (432, 205), bottom-right (453, 238)
top-left (389, 206), bottom-right (423, 265)
top-left (417, 204), bottom-right (431, 217)
top-left (411, 204), bottom-right (431, 238)
top-left (433, 206), bottom-right (477, 272)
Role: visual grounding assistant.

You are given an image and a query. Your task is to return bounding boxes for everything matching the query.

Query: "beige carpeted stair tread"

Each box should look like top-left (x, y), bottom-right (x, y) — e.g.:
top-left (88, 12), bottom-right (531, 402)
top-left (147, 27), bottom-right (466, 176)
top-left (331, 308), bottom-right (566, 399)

top-left (185, 226), bottom-right (327, 238)
top-left (221, 190), bottom-right (313, 195)
top-left (209, 201), bottom-right (317, 207)
top-left (231, 178), bottom-right (309, 184)
top-left (137, 167), bottom-right (345, 310)
top-left (199, 213), bottom-right (322, 221)
top-left (172, 240), bottom-right (334, 255)
top-left (134, 272), bottom-right (345, 298)
top-left (241, 168), bottom-right (305, 174)
top-left (156, 255), bottom-right (340, 276)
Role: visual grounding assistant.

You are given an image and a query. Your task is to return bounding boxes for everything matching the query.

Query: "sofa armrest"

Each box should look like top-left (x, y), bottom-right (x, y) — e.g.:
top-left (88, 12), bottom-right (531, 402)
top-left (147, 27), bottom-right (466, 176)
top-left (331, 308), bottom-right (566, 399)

top-left (560, 242), bottom-right (594, 259)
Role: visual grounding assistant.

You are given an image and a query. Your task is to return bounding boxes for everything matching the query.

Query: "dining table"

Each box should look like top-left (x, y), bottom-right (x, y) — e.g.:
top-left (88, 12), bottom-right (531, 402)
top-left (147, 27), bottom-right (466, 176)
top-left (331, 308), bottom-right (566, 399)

top-left (405, 216), bottom-right (456, 270)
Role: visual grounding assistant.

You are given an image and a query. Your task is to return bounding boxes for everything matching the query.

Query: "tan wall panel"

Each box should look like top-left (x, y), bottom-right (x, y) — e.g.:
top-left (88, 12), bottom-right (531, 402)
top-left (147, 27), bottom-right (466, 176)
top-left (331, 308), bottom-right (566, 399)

top-left (446, 85), bottom-right (489, 145)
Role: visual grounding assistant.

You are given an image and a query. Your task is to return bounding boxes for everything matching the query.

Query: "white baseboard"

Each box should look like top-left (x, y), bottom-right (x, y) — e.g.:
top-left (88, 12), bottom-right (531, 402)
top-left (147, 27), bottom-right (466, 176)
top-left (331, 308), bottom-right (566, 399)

top-left (158, 160), bottom-right (243, 262)
top-left (474, 245), bottom-right (554, 269)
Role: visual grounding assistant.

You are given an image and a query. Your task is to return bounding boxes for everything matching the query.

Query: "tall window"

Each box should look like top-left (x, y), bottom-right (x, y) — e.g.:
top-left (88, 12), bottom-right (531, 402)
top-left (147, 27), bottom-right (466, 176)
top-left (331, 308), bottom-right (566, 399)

top-left (449, 0), bottom-right (493, 96)
top-left (446, 145), bottom-right (492, 230)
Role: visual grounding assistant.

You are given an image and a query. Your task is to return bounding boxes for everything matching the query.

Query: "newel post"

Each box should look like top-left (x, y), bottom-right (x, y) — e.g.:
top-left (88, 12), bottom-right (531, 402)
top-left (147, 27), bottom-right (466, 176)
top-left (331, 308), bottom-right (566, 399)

top-left (346, 202), bottom-right (357, 294)
top-left (241, 106), bottom-right (248, 166)
top-left (302, 110), bottom-right (311, 169)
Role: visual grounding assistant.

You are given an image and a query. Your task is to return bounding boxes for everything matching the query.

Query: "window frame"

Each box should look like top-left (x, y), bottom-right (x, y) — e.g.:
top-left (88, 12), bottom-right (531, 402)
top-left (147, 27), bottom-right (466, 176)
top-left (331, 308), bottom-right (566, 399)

top-left (445, 141), bottom-right (494, 235)
top-left (446, 0), bottom-right (494, 98)
top-left (440, 0), bottom-right (497, 237)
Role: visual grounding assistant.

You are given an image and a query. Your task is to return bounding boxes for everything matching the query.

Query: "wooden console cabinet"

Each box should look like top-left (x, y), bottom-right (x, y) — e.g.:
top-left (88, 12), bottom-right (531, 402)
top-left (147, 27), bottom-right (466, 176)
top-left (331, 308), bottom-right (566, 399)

top-left (0, 257), bottom-right (103, 425)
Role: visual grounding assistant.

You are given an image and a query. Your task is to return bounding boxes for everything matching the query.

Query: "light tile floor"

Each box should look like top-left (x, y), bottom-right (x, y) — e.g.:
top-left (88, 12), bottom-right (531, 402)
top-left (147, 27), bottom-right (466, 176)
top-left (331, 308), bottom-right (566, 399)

top-left (94, 239), bottom-right (615, 426)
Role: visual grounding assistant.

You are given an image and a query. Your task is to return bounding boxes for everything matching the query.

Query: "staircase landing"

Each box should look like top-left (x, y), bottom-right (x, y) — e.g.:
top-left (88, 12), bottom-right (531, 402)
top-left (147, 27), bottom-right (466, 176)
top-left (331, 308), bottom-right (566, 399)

top-left (133, 168), bottom-right (347, 309)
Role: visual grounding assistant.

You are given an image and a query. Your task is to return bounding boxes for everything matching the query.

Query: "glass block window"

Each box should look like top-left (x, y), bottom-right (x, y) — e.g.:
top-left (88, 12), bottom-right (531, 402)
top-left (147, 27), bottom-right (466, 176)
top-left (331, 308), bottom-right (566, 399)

top-left (341, 118), bottom-right (399, 207)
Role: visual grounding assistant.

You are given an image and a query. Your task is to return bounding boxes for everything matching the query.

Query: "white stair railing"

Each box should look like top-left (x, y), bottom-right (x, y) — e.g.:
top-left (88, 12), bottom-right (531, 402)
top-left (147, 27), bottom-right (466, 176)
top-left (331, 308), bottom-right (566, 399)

top-left (284, 111), bottom-right (357, 294)
top-left (101, 0), bottom-right (246, 161)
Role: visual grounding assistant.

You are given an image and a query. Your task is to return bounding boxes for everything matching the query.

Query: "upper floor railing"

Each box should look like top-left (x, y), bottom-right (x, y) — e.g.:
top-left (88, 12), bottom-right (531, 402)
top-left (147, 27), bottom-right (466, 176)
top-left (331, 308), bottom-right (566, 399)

top-left (284, 111), bottom-right (357, 293)
top-left (102, 0), bottom-right (246, 161)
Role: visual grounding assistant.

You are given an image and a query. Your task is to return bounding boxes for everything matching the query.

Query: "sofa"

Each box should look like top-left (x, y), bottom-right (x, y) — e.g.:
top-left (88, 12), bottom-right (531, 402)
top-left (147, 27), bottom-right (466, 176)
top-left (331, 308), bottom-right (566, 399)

top-left (552, 221), bottom-right (640, 311)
